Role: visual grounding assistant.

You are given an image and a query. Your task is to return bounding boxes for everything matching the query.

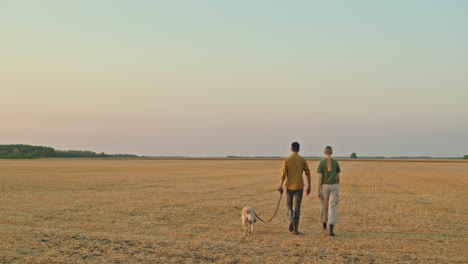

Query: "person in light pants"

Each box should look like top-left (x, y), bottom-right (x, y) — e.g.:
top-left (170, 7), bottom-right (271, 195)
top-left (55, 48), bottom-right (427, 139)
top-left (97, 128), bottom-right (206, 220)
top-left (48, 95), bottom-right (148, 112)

top-left (317, 146), bottom-right (341, 236)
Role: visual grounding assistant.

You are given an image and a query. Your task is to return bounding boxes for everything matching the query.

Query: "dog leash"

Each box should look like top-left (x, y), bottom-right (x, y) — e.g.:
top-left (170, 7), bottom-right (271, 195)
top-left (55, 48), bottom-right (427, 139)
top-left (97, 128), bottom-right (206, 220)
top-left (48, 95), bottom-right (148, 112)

top-left (252, 190), bottom-right (283, 223)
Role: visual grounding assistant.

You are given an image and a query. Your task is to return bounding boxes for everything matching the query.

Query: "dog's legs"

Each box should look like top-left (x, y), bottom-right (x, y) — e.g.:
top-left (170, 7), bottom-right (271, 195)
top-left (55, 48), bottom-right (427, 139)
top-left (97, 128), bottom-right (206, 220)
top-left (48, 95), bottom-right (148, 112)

top-left (242, 214), bottom-right (246, 236)
top-left (250, 222), bottom-right (254, 234)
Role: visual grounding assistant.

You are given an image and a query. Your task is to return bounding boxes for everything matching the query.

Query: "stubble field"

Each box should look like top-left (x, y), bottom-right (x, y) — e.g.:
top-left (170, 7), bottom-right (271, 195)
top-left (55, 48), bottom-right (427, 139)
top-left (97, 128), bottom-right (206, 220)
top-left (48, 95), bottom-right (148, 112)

top-left (0, 158), bottom-right (467, 263)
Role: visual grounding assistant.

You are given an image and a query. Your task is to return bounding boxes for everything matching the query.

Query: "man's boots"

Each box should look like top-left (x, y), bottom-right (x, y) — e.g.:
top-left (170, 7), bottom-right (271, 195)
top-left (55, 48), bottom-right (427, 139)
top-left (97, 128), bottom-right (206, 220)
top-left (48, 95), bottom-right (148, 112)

top-left (288, 210), bottom-right (294, 232)
top-left (323, 222), bottom-right (327, 231)
top-left (293, 218), bottom-right (300, 235)
top-left (329, 224), bottom-right (335, 236)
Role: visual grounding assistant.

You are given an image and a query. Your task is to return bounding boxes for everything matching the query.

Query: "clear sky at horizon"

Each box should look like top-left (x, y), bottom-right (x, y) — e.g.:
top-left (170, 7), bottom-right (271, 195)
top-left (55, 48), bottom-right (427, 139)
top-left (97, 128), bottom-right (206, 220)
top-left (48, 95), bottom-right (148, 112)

top-left (1, 1), bottom-right (467, 157)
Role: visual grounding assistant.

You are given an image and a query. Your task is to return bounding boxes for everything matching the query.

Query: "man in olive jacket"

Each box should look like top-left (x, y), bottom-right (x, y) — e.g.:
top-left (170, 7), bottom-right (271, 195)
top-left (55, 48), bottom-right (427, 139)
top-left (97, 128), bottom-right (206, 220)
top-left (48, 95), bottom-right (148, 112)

top-left (278, 142), bottom-right (311, 235)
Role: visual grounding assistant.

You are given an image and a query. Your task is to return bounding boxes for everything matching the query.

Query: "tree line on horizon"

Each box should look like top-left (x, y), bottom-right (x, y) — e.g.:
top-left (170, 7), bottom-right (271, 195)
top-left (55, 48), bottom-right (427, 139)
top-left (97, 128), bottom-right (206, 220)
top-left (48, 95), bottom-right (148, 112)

top-left (1, 144), bottom-right (466, 159)
top-left (0, 145), bottom-right (138, 159)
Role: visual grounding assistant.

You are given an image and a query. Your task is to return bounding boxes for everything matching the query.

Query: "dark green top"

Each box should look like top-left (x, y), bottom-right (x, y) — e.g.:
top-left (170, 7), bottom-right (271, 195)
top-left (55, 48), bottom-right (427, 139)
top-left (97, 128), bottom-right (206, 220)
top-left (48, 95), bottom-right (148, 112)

top-left (317, 159), bottom-right (341, 185)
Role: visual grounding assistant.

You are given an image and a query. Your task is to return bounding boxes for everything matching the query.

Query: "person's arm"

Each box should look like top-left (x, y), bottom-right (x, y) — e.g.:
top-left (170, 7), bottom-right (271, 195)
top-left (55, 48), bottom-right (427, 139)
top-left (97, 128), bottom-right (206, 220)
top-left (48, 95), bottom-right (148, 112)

top-left (304, 160), bottom-right (311, 195)
top-left (278, 179), bottom-right (285, 193)
top-left (317, 173), bottom-right (323, 200)
top-left (317, 162), bottom-right (323, 200)
top-left (336, 161), bottom-right (341, 185)
top-left (278, 160), bottom-right (287, 190)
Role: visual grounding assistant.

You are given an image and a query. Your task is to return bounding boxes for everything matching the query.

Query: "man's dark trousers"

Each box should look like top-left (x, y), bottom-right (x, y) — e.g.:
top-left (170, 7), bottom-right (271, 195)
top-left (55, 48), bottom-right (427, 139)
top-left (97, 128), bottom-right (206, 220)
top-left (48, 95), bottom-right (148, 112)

top-left (286, 188), bottom-right (303, 232)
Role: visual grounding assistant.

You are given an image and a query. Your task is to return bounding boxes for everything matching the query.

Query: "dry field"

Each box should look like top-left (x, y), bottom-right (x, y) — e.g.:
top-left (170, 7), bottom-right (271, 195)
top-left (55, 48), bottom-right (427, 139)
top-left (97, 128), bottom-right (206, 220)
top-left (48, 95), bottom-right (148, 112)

top-left (0, 158), bottom-right (467, 263)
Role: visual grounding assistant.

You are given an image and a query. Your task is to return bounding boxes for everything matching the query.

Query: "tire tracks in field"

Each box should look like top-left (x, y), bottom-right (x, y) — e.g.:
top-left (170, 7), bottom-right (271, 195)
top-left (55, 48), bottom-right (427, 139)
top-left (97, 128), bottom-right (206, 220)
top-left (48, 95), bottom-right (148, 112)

top-left (343, 163), bottom-right (402, 194)
top-left (189, 177), bottom-right (275, 195)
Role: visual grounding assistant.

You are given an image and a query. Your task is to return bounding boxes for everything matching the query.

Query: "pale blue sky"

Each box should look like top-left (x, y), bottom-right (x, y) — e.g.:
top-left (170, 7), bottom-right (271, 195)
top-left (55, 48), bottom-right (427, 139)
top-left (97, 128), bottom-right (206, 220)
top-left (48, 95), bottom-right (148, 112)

top-left (1, 1), bottom-right (467, 157)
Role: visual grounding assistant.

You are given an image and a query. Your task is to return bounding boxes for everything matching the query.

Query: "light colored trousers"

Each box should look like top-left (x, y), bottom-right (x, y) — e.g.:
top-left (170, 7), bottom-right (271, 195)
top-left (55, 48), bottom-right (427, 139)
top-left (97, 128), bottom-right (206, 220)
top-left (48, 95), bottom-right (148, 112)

top-left (321, 184), bottom-right (339, 225)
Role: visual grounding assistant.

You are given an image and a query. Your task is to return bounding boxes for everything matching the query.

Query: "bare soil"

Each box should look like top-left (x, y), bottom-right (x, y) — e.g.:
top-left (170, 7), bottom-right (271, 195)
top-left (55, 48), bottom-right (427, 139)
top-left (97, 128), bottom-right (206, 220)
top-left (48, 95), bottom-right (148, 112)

top-left (0, 159), bottom-right (466, 263)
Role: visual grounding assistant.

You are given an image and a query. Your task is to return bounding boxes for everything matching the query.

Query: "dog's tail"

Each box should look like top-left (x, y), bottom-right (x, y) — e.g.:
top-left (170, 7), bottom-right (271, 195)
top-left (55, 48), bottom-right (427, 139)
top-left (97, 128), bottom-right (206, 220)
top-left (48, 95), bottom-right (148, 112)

top-left (251, 208), bottom-right (257, 223)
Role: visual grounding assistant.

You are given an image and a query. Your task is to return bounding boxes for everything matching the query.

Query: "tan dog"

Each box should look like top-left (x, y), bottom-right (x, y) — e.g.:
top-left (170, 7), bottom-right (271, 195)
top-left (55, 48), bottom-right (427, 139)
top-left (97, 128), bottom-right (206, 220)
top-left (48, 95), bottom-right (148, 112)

top-left (242, 206), bottom-right (256, 235)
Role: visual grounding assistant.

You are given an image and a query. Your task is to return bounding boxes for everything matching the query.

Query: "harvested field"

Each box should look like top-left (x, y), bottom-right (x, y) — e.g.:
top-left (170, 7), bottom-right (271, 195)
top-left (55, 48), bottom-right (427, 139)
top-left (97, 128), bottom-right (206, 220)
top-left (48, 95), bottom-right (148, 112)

top-left (0, 159), bottom-right (467, 263)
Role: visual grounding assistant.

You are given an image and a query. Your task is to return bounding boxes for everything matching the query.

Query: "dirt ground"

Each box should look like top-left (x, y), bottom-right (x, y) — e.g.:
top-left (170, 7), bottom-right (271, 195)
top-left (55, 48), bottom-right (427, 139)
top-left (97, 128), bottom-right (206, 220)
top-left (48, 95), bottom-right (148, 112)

top-left (0, 158), bottom-right (466, 263)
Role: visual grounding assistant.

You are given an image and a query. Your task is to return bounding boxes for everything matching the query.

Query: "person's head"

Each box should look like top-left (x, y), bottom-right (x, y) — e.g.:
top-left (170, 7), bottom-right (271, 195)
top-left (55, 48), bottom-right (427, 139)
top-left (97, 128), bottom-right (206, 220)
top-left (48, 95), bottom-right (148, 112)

top-left (291, 142), bottom-right (300, 152)
top-left (324, 146), bottom-right (333, 172)
top-left (324, 146), bottom-right (333, 156)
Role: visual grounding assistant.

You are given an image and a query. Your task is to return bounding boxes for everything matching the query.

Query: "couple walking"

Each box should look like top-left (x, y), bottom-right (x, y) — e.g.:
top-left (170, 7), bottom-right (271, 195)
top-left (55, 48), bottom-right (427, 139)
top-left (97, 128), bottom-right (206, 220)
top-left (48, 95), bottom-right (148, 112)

top-left (278, 142), bottom-right (341, 236)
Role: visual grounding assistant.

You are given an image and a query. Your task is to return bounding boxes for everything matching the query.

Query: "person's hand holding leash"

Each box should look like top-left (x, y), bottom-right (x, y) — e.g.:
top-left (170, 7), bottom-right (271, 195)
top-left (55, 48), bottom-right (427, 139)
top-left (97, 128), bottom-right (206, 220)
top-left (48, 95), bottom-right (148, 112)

top-left (306, 187), bottom-right (311, 196)
top-left (277, 187), bottom-right (283, 194)
top-left (317, 192), bottom-right (323, 200)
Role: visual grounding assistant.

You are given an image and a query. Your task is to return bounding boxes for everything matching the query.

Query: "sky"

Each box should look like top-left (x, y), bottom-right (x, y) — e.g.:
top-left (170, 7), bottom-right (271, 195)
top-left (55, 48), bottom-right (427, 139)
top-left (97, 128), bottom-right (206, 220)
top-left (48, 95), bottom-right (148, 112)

top-left (1, 1), bottom-right (467, 157)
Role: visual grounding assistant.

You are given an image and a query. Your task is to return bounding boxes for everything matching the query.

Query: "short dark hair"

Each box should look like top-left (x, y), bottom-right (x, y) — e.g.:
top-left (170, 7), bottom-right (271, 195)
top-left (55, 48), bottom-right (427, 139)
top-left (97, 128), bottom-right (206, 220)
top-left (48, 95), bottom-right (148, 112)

top-left (291, 142), bottom-right (300, 152)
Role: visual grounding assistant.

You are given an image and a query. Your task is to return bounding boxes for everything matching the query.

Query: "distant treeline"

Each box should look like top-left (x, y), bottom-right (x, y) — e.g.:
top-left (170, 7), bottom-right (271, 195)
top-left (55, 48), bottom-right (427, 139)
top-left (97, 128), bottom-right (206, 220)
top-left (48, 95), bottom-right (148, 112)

top-left (0, 145), bottom-right (138, 159)
top-left (56, 150), bottom-right (137, 158)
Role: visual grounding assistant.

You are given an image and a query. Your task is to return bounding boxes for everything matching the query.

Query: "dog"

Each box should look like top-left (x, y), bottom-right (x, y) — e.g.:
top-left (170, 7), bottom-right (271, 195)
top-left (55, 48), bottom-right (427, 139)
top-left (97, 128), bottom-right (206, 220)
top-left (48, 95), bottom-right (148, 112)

top-left (241, 206), bottom-right (257, 235)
